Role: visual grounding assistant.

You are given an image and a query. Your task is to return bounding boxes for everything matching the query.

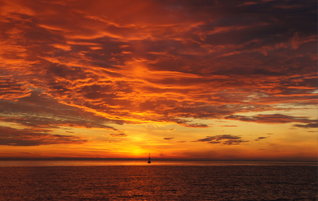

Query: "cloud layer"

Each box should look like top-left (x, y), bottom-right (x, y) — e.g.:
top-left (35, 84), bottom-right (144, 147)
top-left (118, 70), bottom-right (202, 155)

top-left (0, 126), bottom-right (86, 146)
top-left (0, 0), bottom-right (316, 149)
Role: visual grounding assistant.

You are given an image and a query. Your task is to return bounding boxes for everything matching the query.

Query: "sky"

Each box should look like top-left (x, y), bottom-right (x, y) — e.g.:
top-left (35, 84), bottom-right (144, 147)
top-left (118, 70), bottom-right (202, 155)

top-left (0, 0), bottom-right (317, 161)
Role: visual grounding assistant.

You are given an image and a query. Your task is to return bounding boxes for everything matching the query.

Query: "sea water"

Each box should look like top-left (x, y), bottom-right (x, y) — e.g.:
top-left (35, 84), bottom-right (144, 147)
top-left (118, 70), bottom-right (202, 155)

top-left (0, 161), bottom-right (316, 200)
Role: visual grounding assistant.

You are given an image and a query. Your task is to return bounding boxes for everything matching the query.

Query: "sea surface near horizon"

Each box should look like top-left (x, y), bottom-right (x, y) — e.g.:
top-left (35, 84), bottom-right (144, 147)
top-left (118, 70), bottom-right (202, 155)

top-left (0, 160), bottom-right (316, 167)
top-left (0, 161), bottom-right (317, 200)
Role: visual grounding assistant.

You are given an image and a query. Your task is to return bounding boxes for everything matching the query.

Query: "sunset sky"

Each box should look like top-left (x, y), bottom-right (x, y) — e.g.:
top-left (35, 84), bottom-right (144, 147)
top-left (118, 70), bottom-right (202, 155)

top-left (0, 0), bottom-right (317, 161)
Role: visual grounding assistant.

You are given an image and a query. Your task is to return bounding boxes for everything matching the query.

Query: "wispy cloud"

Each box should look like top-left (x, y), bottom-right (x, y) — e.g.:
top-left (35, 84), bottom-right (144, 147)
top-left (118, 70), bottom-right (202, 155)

top-left (225, 114), bottom-right (317, 126)
top-left (195, 135), bottom-right (249, 145)
top-left (163, 137), bottom-right (174, 140)
top-left (0, 92), bottom-right (119, 130)
top-left (293, 123), bottom-right (318, 128)
top-left (0, 126), bottom-right (86, 146)
top-left (110, 133), bottom-right (127, 137)
top-left (255, 137), bottom-right (268, 141)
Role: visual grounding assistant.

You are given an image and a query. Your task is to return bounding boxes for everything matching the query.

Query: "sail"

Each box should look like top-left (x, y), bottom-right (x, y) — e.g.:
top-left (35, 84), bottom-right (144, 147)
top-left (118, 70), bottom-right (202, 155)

top-left (148, 153), bottom-right (151, 163)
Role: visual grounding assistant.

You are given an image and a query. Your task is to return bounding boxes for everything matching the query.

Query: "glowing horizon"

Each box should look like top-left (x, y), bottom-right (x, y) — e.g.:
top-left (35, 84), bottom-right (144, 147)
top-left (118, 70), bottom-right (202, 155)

top-left (0, 0), bottom-right (317, 161)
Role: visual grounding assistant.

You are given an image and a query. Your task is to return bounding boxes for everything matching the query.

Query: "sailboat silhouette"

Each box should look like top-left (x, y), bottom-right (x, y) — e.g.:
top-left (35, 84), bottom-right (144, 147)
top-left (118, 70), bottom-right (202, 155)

top-left (148, 153), bottom-right (151, 163)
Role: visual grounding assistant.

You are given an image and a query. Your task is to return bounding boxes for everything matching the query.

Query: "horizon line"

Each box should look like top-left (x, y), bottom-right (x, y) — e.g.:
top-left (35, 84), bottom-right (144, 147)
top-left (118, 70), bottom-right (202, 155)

top-left (0, 157), bottom-right (316, 162)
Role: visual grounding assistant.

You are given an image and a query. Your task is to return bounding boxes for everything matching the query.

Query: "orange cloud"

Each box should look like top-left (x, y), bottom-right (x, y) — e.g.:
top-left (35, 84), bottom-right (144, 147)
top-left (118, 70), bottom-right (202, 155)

top-left (0, 0), bottom-right (316, 159)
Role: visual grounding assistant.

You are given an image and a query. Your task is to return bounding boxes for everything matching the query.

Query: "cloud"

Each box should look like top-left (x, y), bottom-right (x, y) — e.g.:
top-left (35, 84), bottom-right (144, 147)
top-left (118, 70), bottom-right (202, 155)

top-left (110, 133), bottom-right (127, 137)
top-left (0, 76), bottom-right (31, 101)
top-left (0, 92), bottom-right (119, 130)
top-left (195, 135), bottom-right (248, 145)
top-left (255, 137), bottom-right (268, 141)
top-left (197, 135), bottom-right (241, 142)
top-left (0, 0), bottom-right (316, 132)
top-left (225, 114), bottom-right (317, 125)
top-left (222, 140), bottom-right (249, 145)
top-left (293, 123), bottom-right (318, 128)
top-left (0, 126), bottom-right (86, 146)
top-left (163, 137), bottom-right (174, 140)
top-left (183, 123), bottom-right (210, 128)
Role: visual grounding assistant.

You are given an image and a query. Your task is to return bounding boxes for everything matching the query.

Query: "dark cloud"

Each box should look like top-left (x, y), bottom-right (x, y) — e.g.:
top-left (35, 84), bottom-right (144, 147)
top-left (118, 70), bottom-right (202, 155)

top-left (184, 123), bottom-right (210, 128)
top-left (222, 140), bottom-right (249, 145)
top-left (196, 135), bottom-right (248, 145)
top-left (0, 76), bottom-right (31, 100)
top-left (163, 137), bottom-right (174, 140)
top-left (0, 126), bottom-right (86, 146)
top-left (0, 92), bottom-right (120, 130)
top-left (208, 141), bottom-right (221, 144)
top-left (293, 123), bottom-right (318, 129)
top-left (197, 135), bottom-right (241, 142)
top-left (255, 137), bottom-right (268, 141)
top-left (225, 114), bottom-right (317, 125)
top-left (110, 133), bottom-right (127, 137)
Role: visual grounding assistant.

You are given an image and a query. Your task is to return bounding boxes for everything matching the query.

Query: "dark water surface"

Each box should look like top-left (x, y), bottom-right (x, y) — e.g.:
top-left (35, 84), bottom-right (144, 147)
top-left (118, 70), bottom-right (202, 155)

top-left (0, 163), bottom-right (317, 200)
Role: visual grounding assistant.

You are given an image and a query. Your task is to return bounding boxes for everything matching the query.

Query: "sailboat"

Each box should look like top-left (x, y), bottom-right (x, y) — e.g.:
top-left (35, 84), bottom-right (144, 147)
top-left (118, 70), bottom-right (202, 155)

top-left (148, 153), bottom-right (151, 163)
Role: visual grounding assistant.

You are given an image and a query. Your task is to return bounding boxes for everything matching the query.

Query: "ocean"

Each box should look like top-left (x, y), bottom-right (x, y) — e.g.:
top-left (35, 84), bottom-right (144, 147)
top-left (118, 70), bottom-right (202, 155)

top-left (0, 161), bottom-right (316, 200)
